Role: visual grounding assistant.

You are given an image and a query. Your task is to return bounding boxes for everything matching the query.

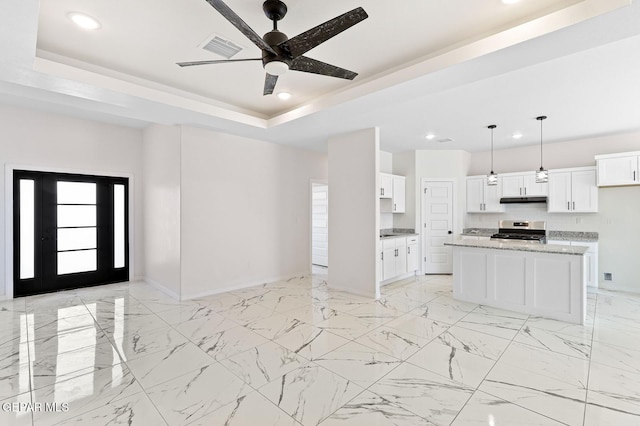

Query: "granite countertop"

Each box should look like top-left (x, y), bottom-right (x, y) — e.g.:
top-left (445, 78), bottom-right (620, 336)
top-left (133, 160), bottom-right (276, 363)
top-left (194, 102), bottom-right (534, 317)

top-left (380, 228), bottom-right (418, 239)
top-left (547, 231), bottom-right (599, 242)
top-left (445, 239), bottom-right (588, 256)
top-left (461, 228), bottom-right (497, 237)
top-left (462, 228), bottom-right (598, 242)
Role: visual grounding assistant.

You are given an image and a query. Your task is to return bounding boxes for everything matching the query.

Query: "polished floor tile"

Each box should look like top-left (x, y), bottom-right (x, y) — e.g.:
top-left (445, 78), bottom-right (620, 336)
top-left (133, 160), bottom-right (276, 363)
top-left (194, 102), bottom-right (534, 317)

top-left (2, 273), bottom-right (640, 425)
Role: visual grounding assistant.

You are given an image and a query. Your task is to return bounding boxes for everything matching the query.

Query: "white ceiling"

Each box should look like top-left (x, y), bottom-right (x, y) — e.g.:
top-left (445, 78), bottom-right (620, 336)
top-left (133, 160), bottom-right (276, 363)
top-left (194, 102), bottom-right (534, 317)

top-left (1, 0), bottom-right (639, 153)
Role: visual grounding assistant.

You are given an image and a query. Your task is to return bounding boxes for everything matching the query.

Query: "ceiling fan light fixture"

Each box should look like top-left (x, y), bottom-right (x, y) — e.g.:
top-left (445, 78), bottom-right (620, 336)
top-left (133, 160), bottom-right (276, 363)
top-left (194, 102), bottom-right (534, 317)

top-left (68, 12), bottom-right (101, 30)
top-left (264, 60), bottom-right (289, 76)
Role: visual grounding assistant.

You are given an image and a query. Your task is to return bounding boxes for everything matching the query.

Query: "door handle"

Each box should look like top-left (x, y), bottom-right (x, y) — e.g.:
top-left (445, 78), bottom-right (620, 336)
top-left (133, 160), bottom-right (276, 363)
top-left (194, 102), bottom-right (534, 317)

top-left (448, 231), bottom-right (452, 234)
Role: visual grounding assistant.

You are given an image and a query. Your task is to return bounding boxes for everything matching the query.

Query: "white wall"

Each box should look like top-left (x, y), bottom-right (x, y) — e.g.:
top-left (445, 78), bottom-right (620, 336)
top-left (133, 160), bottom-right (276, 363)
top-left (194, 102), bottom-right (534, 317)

top-left (467, 131), bottom-right (640, 292)
top-left (179, 126), bottom-right (327, 299)
top-left (0, 104), bottom-right (143, 298)
top-left (142, 124), bottom-right (181, 298)
top-left (328, 128), bottom-right (379, 298)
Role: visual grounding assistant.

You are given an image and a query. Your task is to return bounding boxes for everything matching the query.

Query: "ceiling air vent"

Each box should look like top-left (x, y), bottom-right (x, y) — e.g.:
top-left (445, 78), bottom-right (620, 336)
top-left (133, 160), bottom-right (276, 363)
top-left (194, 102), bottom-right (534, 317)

top-left (436, 138), bottom-right (454, 144)
top-left (200, 34), bottom-right (244, 59)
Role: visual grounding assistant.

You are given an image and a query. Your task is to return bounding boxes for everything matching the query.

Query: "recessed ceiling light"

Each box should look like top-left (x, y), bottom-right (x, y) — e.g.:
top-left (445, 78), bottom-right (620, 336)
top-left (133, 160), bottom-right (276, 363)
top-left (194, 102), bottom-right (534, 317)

top-left (501, 0), bottom-right (521, 4)
top-left (425, 133), bottom-right (435, 140)
top-left (68, 12), bottom-right (101, 30)
top-left (512, 132), bottom-right (523, 139)
top-left (277, 92), bottom-right (291, 100)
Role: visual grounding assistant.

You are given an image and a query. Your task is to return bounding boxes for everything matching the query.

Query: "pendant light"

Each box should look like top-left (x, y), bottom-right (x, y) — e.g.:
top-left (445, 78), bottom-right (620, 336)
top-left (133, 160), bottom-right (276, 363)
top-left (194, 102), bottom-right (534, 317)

top-left (487, 124), bottom-right (498, 186)
top-left (535, 115), bottom-right (548, 183)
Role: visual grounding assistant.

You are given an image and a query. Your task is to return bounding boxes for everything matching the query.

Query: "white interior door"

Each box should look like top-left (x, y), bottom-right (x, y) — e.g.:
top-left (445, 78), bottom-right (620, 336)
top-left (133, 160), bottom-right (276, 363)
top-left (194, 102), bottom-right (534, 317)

top-left (311, 184), bottom-right (328, 267)
top-left (422, 180), bottom-right (454, 274)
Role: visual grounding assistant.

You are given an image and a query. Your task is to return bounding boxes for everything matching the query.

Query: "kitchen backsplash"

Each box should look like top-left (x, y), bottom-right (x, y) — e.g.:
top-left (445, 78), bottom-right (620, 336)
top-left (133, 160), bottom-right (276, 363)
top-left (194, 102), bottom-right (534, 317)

top-left (465, 203), bottom-right (600, 232)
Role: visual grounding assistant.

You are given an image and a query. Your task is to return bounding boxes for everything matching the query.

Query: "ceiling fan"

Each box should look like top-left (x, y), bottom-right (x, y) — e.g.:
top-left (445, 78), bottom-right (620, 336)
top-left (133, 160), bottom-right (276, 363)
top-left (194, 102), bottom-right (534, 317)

top-left (177, 0), bottom-right (368, 95)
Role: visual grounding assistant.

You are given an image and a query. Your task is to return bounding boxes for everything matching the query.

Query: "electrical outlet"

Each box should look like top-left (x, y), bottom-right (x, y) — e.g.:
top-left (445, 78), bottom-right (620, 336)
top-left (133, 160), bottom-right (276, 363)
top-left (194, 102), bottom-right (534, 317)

top-left (604, 272), bottom-right (613, 281)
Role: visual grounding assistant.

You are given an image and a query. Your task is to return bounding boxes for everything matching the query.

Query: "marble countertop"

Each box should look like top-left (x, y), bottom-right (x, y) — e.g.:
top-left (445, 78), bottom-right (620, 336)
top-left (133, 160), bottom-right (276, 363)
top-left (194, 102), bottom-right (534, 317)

top-left (446, 239), bottom-right (588, 256)
top-left (461, 228), bottom-right (496, 237)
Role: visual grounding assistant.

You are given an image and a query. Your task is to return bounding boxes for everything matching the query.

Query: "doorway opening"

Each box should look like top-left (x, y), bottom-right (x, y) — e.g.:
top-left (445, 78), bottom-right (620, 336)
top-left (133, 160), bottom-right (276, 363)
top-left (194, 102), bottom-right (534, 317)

top-left (13, 170), bottom-right (129, 297)
top-left (421, 179), bottom-right (455, 274)
top-left (311, 182), bottom-right (328, 276)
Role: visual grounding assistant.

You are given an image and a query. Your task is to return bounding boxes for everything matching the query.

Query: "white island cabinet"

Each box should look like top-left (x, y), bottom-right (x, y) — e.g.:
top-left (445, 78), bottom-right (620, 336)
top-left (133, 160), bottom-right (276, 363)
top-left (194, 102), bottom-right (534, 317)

top-left (447, 240), bottom-right (587, 324)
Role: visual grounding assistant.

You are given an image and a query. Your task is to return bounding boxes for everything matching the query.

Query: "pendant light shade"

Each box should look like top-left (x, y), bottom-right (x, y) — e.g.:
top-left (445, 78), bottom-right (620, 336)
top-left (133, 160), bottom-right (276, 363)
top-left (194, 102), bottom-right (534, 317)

top-left (535, 116), bottom-right (548, 183)
top-left (487, 124), bottom-right (498, 186)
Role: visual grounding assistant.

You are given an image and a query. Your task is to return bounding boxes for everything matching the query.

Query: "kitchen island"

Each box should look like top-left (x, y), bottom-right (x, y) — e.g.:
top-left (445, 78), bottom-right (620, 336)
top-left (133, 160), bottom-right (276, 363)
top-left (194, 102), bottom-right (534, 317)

top-left (445, 240), bottom-right (588, 324)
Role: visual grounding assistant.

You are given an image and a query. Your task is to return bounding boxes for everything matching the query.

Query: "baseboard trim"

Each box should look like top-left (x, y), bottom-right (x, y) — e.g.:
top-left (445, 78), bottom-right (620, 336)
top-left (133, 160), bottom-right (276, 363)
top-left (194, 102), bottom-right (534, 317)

top-left (143, 277), bottom-right (181, 300)
top-left (326, 283), bottom-right (376, 298)
top-left (179, 271), bottom-right (309, 301)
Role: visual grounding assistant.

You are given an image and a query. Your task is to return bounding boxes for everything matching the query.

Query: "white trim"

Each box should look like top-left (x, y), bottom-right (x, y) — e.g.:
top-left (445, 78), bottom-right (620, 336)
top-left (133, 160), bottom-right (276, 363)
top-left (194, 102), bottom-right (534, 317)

top-left (421, 178), bottom-right (457, 275)
top-left (4, 164), bottom-right (136, 299)
top-left (143, 276), bottom-right (181, 301)
top-left (179, 272), bottom-right (309, 301)
top-left (326, 283), bottom-right (375, 298)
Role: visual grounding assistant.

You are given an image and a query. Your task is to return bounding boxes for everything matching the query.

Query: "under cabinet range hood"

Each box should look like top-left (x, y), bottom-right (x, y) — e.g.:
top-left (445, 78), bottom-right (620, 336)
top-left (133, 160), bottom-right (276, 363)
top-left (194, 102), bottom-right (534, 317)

top-left (499, 196), bottom-right (547, 204)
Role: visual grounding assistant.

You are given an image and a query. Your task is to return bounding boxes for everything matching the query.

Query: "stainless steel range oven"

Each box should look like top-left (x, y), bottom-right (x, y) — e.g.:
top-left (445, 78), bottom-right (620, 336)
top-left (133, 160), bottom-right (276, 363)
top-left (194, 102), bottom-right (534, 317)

top-left (490, 220), bottom-right (547, 244)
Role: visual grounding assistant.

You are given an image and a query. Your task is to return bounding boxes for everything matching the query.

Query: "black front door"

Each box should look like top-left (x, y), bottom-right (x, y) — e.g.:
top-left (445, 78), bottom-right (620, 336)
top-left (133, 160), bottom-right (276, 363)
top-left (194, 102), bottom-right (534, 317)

top-left (13, 170), bottom-right (129, 297)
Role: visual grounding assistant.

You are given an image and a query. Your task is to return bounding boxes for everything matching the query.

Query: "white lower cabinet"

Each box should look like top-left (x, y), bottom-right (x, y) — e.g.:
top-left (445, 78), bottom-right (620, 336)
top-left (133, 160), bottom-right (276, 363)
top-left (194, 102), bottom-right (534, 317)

top-left (548, 240), bottom-right (599, 288)
top-left (381, 236), bottom-right (418, 282)
top-left (407, 236), bottom-right (419, 273)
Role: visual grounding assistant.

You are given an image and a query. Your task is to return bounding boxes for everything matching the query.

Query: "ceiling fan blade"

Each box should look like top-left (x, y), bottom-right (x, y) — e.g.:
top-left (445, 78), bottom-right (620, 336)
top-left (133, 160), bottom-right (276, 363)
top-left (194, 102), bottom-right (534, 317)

top-left (290, 56), bottom-right (357, 80)
top-left (205, 0), bottom-right (276, 55)
top-left (177, 58), bottom-right (261, 67)
top-left (279, 7), bottom-right (368, 59)
top-left (264, 73), bottom-right (278, 95)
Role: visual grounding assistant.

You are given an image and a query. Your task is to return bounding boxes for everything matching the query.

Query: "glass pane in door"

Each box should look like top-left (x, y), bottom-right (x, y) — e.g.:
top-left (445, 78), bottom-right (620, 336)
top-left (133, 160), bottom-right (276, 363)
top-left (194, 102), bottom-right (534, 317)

top-left (58, 250), bottom-right (97, 275)
top-left (57, 181), bottom-right (97, 275)
top-left (114, 184), bottom-right (125, 268)
top-left (19, 180), bottom-right (35, 279)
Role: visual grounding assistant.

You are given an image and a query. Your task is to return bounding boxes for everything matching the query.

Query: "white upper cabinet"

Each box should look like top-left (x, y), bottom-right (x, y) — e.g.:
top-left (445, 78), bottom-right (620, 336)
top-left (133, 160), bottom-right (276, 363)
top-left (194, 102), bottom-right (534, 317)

top-left (595, 152), bottom-right (640, 187)
top-left (500, 172), bottom-right (548, 197)
top-left (379, 173), bottom-right (406, 213)
top-left (466, 176), bottom-right (504, 213)
top-left (392, 175), bottom-right (406, 213)
top-left (548, 167), bottom-right (598, 213)
top-left (380, 173), bottom-right (393, 198)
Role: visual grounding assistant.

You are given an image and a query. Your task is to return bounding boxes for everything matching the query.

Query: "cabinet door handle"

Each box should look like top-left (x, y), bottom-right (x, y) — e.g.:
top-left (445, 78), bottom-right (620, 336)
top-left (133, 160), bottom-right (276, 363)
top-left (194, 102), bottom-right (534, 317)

top-left (567, 201), bottom-right (570, 211)
top-left (524, 187), bottom-right (527, 195)
top-left (394, 203), bottom-right (396, 211)
top-left (408, 247), bottom-right (411, 254)
top-left (381, 252), bottom-right (383, 260)
top-left (573, 201), bottom-right (576, 210)
top-left (635, 171), bottom-right (637, 181)
top-left (519, 188), bottom-right (522, 195)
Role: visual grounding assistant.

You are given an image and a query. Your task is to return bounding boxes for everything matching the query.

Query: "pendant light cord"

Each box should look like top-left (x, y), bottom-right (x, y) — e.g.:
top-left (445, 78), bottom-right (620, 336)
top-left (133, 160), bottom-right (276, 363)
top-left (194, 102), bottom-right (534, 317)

top-left (536, 116), bottom-right (547, 170)
top-left (488, 124), bottom-right (496, 173)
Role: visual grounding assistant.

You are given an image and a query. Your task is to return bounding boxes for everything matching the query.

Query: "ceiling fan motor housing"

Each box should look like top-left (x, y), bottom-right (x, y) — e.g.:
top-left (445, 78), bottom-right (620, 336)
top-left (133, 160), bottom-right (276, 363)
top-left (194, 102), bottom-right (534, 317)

top-left (263, 0), bottom-right (288, 21)
top-left (262, 29), bottom-right (291, 70)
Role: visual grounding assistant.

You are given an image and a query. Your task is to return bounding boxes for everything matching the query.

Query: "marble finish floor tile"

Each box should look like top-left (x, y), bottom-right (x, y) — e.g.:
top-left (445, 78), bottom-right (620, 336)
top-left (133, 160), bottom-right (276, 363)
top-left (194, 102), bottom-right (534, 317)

top-left (125, 342), bottom-right (213, 389)
top-left (316, 313), bottom-right (385, 340)
top-left (355, 327), bottom-right (430, 360)
top-left (220, 341), bottom-right (309, 389)
top-left (146, 362), bottom-right (251, 425)
top-left (586, 362), bottom-right (640, 417)
top-left (273, 325), bottom-right (350, 361)
top-left (259, 363), bottom-right (364, 426)
top-left (32, 363), bottom-right (142, 426)
top-left (451, 390), bottom-right (565, 425)
top-left (110, 326), bottom-right (188, 361)
top-left (313, 341), bottom-right (402, 387)
top-left (6, 275), bottom-right (640, 426)
top-left (407, 341), bottom-right (495, 388)
top-left (189, 391), bottom-right (298, 426)
top-left (195, 325), bottom-right (269, 361)
top-left (321, 390), bottom-right (430, 426)
top-left (54, 391), bottom-right (167, 425)
top-left (0, 391), bottom-right (32, 426)
top-left (245, 313), bottom-right (307, 340)
top-left (369, 362), bottom-right (475, 425)
top-left (384, 314), bottom-right (450, 342)
top-left (435, 326), bottom-right (511, 361)
top-left (514, 324), bottom-right (592, 359)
